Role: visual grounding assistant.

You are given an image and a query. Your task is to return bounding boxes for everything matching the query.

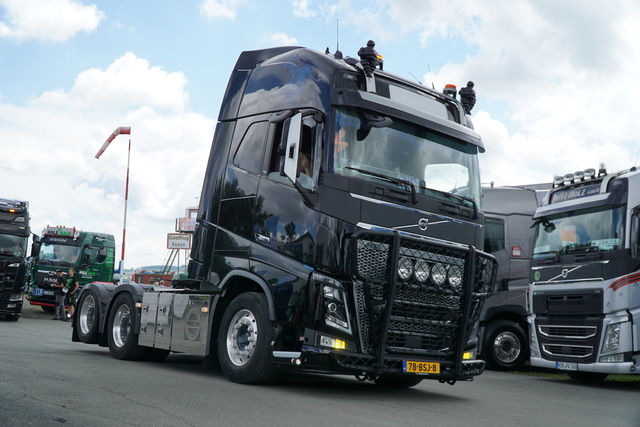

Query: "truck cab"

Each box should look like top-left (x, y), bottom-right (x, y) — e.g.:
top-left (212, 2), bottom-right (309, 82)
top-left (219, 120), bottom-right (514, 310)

top-left (528, 166), bottom-right (640, 381)
top-left (0, 198), bottom-right (30, 321)
top-left (73, 44), bottom-right (497, 387)
top-left (479, 185), bottom-right (546, 369)
top-left (28, 226), bottom-right (115, 310)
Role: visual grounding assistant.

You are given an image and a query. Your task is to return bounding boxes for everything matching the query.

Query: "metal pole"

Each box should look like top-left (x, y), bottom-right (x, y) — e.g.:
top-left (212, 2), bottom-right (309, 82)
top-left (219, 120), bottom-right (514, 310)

top-left (95, 126), bottom-right (132, 281)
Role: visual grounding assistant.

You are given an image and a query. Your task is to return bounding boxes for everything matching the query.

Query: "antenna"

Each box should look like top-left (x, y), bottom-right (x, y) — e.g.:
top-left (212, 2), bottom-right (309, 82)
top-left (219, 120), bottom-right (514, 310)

top-left (409, 72), bottom-right (422, 85)
top-left (336, 19), bottom-right (339, 52)
top-left (427, 65), bottom-right (435, 89)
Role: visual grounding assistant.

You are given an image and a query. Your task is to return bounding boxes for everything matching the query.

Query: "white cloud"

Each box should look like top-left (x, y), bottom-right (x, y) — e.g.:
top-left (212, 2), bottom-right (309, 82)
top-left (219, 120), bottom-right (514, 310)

top-left (0, 0), bottom-right (104, 42)
top-left (0, 53), bottom-right (214, 268)
top-left (264, 32), bottom-right (298, 46)
top-left (292, 0), bottom-right (316, 18)
top-left (380, 0), bottom-right (640, 186)
top-left (199, 0), bottom-right (250, 20)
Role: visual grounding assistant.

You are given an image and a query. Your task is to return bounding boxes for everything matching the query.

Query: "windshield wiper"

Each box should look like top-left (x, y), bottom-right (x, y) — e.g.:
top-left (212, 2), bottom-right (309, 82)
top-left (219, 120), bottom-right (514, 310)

top-left (560, 244), bottom-right (599, 255)
top-left (417, 184), bottom-right (477, 218)
top-left (345, 167), bottom-right (417, 204)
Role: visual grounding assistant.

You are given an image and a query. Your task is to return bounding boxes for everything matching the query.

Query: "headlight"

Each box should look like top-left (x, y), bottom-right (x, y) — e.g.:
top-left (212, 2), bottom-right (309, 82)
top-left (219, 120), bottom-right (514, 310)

top-left (313, 272), bottom-right (352, 334)
top-left (413, 259), bottom-right (430, 283)
top-left (448, 265), bottom-right (463, 289)
top-left (430, 263), bottom-right (447, 286)
top-left (9, 294), bottom-right (23, 302)
top-left (603, 322), bottom-right (622, 353)
top-left (397, 257), bottom-right (413, 281)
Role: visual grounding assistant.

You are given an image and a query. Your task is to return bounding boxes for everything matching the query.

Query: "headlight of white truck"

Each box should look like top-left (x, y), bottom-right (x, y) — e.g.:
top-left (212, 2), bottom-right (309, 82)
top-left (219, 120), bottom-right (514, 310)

top-left (602, 322), bottom-right (622, 353)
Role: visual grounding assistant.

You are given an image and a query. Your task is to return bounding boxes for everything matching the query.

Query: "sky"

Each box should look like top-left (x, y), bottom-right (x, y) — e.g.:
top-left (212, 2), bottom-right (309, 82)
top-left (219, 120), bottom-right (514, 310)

top-left (2, 0), bottom-right (640, 269)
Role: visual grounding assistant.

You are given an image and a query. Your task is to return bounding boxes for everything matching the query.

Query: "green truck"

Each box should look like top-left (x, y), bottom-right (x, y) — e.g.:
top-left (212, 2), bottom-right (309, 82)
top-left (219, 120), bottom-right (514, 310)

top-left (27, 226), bottom-right (116, 312)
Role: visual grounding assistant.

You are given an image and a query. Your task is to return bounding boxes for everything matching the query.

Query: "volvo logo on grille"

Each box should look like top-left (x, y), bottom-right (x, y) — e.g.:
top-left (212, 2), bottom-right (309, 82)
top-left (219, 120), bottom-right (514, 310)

top-left (561, 269), bottom-right (569, 278)
top-left (418, 218), bottom-right (429, 231)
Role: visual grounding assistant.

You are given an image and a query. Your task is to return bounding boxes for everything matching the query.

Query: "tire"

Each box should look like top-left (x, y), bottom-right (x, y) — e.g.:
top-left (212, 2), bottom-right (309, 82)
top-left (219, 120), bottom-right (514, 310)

top-left (145, 348), bottom-right (171, 362)
top-left (5, 314), bottom-right (19, 321)
top-left (568, 372), bottom-right (608, 383)
top-left (41, 306), bottom-right (55, 313)
top-left (76, 290), bottom-right (100, 343)
top-left (217, 292), bottom-right (278, 384)
top-left (374, 376), bottom-right (423, 388)
top-left (483, 320), bottom-right (528, 371)
top-left (107, 293), bottom-right (149, 360)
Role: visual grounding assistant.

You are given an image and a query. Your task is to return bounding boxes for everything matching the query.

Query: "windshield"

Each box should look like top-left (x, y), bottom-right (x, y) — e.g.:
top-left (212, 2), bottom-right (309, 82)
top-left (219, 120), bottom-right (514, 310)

top-left (331, 106), bottom-right (481, 206)
top-left (533, 205), bottom-right (625, 257)
top-left (0, 234), bottom-right (27, 257)
top-left (40, 243), bottom-right (81, 264)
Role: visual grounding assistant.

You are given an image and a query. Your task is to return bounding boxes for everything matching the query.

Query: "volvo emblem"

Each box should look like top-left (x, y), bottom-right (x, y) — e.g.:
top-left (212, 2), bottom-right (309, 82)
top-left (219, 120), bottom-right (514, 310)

top-left (418, 218), bottom-right (429, 231)
top-left (561, 269), bottom-right (569, 278)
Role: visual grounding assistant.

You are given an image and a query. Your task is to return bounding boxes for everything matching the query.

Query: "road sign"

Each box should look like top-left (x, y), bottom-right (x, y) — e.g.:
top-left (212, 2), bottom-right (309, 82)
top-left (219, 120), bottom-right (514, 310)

top-left (167, 233), bottom-right (191, 249)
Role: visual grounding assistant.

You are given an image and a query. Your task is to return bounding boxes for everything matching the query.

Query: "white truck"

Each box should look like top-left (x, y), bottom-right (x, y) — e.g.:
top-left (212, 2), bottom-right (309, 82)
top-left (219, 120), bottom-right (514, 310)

top-left (528, 165), bottom-right (640, 381)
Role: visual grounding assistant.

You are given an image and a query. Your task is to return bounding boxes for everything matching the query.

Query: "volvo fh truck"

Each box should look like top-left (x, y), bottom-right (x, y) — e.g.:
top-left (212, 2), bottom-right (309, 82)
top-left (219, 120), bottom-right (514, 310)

top-left (0, 198), bottom-right (30, 321)
top-left (528, 165), bottom-right (640, 381)
top-left (72, 43), bottom-right (497, 387)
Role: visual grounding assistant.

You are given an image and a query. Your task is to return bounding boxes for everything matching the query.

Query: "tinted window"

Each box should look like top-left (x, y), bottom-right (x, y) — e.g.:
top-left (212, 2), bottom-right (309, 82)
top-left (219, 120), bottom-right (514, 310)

top-left (233, 121), bottom-right (268, 174)
top-left (484, 217), bottom-right (505, 253)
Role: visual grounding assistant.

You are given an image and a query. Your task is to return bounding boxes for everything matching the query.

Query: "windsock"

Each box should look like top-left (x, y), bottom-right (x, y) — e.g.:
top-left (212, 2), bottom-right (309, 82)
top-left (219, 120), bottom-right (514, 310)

top-left (95, 127), bottom-right (131, 159)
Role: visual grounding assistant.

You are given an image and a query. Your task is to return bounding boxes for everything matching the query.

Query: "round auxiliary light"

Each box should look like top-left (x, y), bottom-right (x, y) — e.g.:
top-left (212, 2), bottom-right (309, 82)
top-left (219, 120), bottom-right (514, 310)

top-left (553, 175), bottom-right (563, 187)
top-left (397, 257), bottom-right (413, 281)
top-left (583, 168), bottom-right (596, 179)
top-left (448, 265), bottom-right (463, 289)
top-left (413, 259), bottom-right (430, 283)
top-left (563, 173), bottom-right (574, 185)
top-left (430, 263), bottom-right (447, 286)
top-left (573, 171), bottom-right (584, 181)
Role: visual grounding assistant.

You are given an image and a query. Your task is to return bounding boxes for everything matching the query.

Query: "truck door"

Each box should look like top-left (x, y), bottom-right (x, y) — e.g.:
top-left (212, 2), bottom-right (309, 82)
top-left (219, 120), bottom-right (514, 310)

top-left (252, 111), bottom-right (321, 266)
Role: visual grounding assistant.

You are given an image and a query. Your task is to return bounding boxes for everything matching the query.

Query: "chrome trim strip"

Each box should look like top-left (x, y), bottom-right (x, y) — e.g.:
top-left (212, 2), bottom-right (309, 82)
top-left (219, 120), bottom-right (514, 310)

top-left (350, 193), bottom-right (481, 228)
top-left (538, 325), bottom-right (597, 339)
top-left (541, 344), bottom-right (593, 359)
top-left (272, 351), bottom-right (302, 359)
top-left (356, 222), bottom-right (470, 250)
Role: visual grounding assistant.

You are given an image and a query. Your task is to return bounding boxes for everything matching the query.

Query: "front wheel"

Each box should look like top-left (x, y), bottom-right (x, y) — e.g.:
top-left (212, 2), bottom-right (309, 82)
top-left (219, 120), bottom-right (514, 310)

top-left (107, 293), bottom-right (149, 360)
top-left (217, 292), bottom-right (277, 384)
top-left (5, 314), bottom-right (19, 321)
top-left (483, 320), bottom-right (528, 371)
top-left (76, 290), bottom-right (100, 343)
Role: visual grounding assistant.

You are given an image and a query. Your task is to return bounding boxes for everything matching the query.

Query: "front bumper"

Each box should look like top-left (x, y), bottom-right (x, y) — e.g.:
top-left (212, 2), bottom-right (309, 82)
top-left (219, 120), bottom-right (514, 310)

top-left (273, 345), bottom-right (485, 381)
top-left (530, 356), bottom-right (640, 375)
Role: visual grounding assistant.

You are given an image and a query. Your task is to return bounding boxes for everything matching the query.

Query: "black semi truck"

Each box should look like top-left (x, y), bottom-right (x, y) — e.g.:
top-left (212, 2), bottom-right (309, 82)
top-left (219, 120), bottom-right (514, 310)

top-left (0, 198), bottom-right (30, 321)
top-left (73, 43), bottom-right (497, 387)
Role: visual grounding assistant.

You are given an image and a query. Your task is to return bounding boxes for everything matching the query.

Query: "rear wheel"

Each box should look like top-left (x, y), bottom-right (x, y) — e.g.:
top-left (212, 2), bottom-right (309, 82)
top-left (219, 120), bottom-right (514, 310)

top-left (41, 306), bottom-right (55, 313)
top-left (5, 314), bottom-right (19, 321)
top-left (374, 376), bottom-right (423, 388)
top-left (107, 293), bottom-right (149, 360)
top-left (77, 290), bottom-right (99, 343)
top-left (568, 372), bottom-right (608, 382)
top-left (483, 320), bottom-right (528, 371)
top-left (218, 292), bottom-right (277, 384)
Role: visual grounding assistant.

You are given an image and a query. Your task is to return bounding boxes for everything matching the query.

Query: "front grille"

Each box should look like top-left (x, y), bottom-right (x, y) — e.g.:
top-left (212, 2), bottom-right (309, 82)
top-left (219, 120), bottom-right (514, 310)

top-left (538, 325), bottom-right (597, 339)
top-left (350, 230), bottom-right (496, 362)
top-left (542, 344), bottom-right (593, 359)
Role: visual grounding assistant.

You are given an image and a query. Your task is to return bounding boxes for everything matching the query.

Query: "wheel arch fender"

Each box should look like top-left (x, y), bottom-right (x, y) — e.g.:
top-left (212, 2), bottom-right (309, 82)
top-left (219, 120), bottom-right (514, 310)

top-left (209, 270), bottom-right (276, 343)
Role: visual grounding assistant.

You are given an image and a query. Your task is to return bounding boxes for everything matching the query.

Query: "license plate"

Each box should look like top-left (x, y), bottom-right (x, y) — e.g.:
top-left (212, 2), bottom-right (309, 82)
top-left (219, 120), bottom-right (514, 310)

top-left (33, 288), bottom-right (44, 296)
top-left (556, 362), bottom-right (577, 371)
top-left (44, 290), bottom-right (54, 296)
top-left (403, 361), bottom-right (440, 374)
